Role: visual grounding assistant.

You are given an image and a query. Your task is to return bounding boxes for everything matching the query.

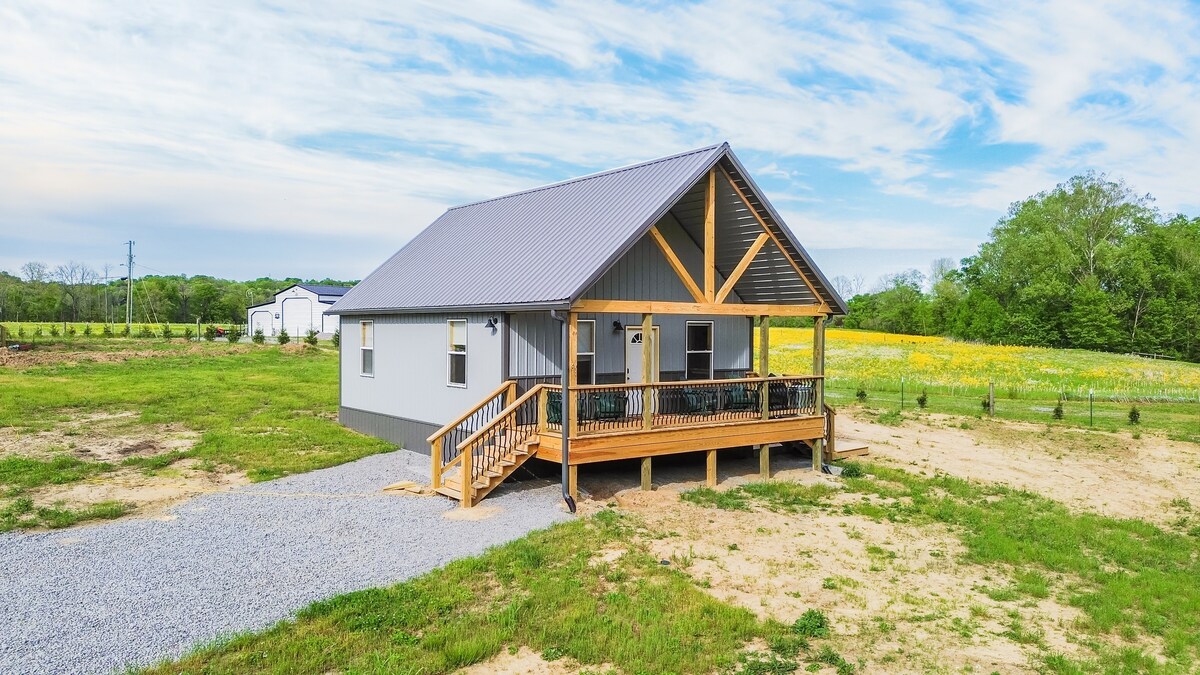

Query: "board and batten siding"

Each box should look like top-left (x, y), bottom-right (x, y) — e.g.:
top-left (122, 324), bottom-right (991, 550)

top-left (339, 313), bottom-right (506, 448)
top-left (509, 215), bottom-right (752, 382)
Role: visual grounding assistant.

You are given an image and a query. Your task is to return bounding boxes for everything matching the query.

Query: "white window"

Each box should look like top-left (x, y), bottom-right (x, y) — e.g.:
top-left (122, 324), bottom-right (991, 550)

top-left (685, 321), bottom-right (714, 380)
top-left (359, 320), bottom-right (374, 376)
top-left (576, 319), bottom-right (596, 385)
top-left (447, 319), bottom-right (467, 387)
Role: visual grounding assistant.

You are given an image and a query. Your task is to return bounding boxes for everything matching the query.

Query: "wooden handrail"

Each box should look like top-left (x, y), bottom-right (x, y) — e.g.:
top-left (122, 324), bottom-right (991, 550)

top-left (455, 384), bottom-right (548, 453)
top-left (426, 379), bottom-right (517, 444)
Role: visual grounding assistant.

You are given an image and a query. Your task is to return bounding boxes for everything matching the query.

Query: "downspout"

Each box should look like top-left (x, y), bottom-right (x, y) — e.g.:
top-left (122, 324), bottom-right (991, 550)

top-left (549, 308), bottom-right (576, 513)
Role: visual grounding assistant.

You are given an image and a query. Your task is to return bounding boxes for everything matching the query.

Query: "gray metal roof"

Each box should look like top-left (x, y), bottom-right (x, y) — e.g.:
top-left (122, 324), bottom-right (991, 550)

top-left (330, 143), bottom-right (847, 315)
top-left (296, 284), bottom-right (352, 297)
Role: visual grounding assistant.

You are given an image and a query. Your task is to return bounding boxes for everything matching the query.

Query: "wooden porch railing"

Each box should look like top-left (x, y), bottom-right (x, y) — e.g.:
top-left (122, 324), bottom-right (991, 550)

top-left (427, 379), bottom-right (516, 490)
top-left (554, 376), bottom-right (823, 436)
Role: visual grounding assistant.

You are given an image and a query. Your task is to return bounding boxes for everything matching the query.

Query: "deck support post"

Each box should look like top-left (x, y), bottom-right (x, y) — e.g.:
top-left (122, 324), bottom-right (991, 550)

top-left (641, 457), bottom-right (652, 491)
top-left (642, 313), bottom-right (653, 430)
top-left (568, 464), bottom-right (578, 500)
top-left (759, 444), bottom-right (770, 478)
top-left (813, 315), bottom-right (826, 472)
top-left (706, 449), bottom-right (717, 486)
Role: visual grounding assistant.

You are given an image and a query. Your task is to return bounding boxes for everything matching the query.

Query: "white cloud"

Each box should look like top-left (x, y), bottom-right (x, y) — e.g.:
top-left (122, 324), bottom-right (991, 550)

top-left (0, 0), bottom-right (1198, 279)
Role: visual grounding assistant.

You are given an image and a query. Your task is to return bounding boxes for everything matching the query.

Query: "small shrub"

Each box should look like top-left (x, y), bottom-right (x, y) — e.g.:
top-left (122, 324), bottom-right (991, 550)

top-left (66, 325), bottom-right (76, 336)
top-left (138, 324), bottom-right (154, 338)
top-left (277, 327), bottom-right (290, 345)
top-left (1128, 406), bottom-right (1140, 425)
top-left (331, 328), bottom-right (340, 348)
top-left (793, 609), bottom-right (830, 638)
top-left (161, 324), bottom-right (173, 340)
top-left (981, 396), bottom-right (991, 413)
top-left (1052, 398), bottom-right (1064, 420)
top-left (203, 325), bottom-right (218, 341)
top-left (183, 327), bottom-right (195, 342)
top-left (225, 326), bottom-right (244, 343)
top-left (855, 387), bottom-right (867, 403)
top-left (83, 323), bottom-right (92, 336)
top-left (304, 329), bottom-right (318, 346)
top-left (16, 326), bottom-right (24, 338)
top-left (916, 389), bottom-right (927, 409)
top-left (121, 324), bottom-right (131, 338)
top-left (838, 462), bottom-right (864, 478)
top-left (34, 326), bottom-right (44, 337)
top-left (101, 324), bottom-right (113, 338)
top-left (252, 328), bottom-right (265, 344)
top-left (49, 325), bottom-right (60, 337)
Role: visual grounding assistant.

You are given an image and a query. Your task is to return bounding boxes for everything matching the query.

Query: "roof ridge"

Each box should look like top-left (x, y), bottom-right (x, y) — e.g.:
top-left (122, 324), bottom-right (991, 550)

top-left (446, 142), bottom-right (727, 211)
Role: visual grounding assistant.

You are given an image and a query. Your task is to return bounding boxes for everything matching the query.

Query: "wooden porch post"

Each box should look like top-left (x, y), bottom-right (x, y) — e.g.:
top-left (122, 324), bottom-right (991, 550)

top-left (813, 315), bottom-right (826, 472)
top-left (641, 313), bottom-right (653, 430)
top-left (431, 437), bottom-right (442, 490)
top-left (567, 312), bottom-right (579, 439)
top-left (759, 315), bottom-right (770, 478)
top-left (706, 449), bottom-right (717, 487)
top-left (759, 316), bottom-right (770, 420)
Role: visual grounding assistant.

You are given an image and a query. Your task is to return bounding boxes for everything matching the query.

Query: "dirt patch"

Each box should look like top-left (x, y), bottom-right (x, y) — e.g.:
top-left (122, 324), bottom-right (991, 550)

top-left (0, 411), bottom-right (198, 462)
top-left (458, 645), bottom-right (612, 674)
top-left (583, 476), bottom-right (1088, 674)
top-left (443, 504), bottom-right (503, 521)
top-left (839, 411), bottom-right (1200, 527)
top-left (31, 459), bottom-right (249, 516)
top-left (0, 343), bottom-right (248, 369)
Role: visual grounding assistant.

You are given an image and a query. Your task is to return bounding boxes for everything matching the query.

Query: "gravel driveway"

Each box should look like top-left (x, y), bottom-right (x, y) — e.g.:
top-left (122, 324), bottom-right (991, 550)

top-left (0, 450), bottom-right (571, 674)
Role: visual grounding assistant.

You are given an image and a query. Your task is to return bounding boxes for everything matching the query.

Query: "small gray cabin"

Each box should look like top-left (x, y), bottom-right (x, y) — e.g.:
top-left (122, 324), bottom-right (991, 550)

top-left (329, 143), bottom-right (847, 507)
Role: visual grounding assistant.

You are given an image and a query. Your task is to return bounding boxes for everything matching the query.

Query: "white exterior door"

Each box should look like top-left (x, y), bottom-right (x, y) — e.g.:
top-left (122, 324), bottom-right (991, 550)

top-left (624, 326), bottom-right (660, 383)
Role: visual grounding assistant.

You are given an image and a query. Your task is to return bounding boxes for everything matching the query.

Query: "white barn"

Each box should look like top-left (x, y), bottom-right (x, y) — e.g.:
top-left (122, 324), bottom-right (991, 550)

top-left (247, 284), bottom-right (351, 337)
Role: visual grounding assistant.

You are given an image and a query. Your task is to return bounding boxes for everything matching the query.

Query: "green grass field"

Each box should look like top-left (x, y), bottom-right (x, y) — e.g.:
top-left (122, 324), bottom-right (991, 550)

top-left (765, 328), bottom-right (1200, 442)
top-left (0, 341), bottom-right (390, 531)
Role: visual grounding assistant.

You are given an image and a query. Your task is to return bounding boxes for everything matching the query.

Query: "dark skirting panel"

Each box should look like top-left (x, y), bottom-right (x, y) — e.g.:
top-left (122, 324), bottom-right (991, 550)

top-left (339, 406), bottom-right (440, 456)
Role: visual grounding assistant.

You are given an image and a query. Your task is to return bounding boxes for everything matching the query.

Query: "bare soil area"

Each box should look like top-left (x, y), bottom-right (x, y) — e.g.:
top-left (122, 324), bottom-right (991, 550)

top-left (578, 468), bottom-right (1087, 673)
top-left (839, 410), bottom-right (1200, 527)
top-left (460, 646), bottom-right (614, 675)
top-left (0, 343), bottom-right (248, 368)
top-left (1, 411), bottom-right (249, 520)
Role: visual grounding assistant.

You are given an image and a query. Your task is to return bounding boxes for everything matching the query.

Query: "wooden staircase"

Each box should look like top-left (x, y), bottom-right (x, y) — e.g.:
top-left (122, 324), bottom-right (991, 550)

top-left (435, 436), bottom-right (540, 504)
top-left (427, 381), bottom-right (552, 507)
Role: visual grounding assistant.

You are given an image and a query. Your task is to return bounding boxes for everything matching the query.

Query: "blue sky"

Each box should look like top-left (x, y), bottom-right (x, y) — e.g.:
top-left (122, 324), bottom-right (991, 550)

top-left (2, 1), bottom-right (1199, 294)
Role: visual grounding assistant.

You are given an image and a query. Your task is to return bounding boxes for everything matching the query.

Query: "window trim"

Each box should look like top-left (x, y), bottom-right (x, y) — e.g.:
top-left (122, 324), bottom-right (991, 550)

top-left (685, 320), bottom-right (714, 380)
top-left (446, 318), bottom-right (468, 388)
top-left (359, 320), bottom-right (374, 378)
top-left (576, 319), bottom-right (596, 385)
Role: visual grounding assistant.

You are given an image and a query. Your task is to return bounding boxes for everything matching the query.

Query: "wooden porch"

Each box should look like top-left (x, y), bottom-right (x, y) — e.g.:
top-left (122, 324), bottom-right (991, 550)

top-left (428, 374), bottom-right (835, 506)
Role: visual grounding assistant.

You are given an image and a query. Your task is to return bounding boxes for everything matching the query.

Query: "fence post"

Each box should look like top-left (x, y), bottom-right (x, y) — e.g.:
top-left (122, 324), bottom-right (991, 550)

top-left (988, 381), bottom-right (995, 417)
top-left (900, 377), bottom-right (905, 410)
top-left (1089, 388), bottom-right (1094, 426)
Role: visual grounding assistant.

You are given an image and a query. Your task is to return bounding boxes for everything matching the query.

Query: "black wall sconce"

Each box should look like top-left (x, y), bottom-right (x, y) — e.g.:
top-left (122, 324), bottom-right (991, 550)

top-left (611, 320), bottom-right (623, 333)
top-left (484, 317), bottom-right (499, 334)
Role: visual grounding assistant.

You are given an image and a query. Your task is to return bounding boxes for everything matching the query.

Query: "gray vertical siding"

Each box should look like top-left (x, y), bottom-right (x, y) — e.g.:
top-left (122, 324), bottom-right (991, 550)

top-left (340, 312), bottom-right (506, 430)
top-left (507, 215), bottom-right (754, 382)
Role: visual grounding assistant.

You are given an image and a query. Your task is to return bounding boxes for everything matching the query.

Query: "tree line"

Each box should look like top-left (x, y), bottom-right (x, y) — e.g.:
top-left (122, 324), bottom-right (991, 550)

top-left (0, 266), bottom-right (356, 325)
top-left (838, 173), bottom-right (1200, 361)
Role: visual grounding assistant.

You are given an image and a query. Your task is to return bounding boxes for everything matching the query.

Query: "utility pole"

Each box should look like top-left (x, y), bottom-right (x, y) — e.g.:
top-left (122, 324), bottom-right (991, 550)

top-left (125, 241), bottom-right (135, 330)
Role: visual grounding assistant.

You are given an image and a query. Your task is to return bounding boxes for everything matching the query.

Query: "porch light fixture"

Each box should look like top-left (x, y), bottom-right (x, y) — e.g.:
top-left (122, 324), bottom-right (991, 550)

top-left (484, 317), bottom-right (498, 334)
top-left (611, 320), bottom-right (623, 333)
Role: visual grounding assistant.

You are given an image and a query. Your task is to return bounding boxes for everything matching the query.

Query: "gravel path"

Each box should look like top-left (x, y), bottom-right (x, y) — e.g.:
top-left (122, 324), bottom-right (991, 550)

top-left (0, 451), bottom-right (571, 674)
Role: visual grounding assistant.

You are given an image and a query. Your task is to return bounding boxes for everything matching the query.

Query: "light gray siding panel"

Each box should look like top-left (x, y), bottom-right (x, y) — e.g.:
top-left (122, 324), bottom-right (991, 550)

top-left (508, 312), bottom-right (562, 378)
top-left (340, 312), bottom-right (505, 428)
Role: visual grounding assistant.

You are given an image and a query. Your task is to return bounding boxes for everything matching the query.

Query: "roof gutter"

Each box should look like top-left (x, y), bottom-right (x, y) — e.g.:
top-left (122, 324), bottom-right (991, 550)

top-left (549, 308), bottom-right (576, 514)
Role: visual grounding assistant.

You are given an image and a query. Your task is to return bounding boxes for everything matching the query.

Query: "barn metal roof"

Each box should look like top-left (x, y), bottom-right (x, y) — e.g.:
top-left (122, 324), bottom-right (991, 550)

top-left (330, 143), bottom-right (847, 315)
top-left (296, 284), bottom-right (352, 296)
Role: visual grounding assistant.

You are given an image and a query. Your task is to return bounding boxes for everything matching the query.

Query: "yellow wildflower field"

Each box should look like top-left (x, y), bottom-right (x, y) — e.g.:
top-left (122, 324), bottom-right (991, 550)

top-left (769, 327), bottom-right (1200, 400)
